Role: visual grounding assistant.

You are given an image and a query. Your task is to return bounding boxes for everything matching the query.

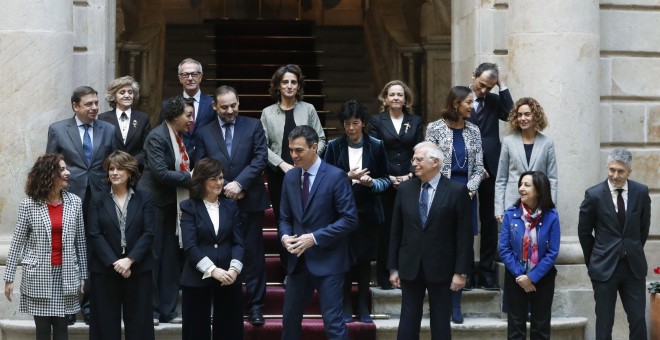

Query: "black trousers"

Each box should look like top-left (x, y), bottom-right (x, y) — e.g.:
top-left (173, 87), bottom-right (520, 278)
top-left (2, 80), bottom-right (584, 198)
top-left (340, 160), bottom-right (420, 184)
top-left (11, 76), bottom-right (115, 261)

top-left (476, 175), bottom-right (498, 278)
top-left (504, 268), bottom-right (556, 340)
top-left (181, 282), bottom-right (243, 340)
top-left (377, 187), bottom-right (397, 287)
top-left (89, 269), bottom-right (154, 340)
top-left (34, 316), bottom-right (68, 340)
top-left (152, 203), bottom-right (182, 321)
top-left (398, 268), bottom-right (452, 340)
top-left (241, 210), bottom-right (266, 313)
top-left (591, 259), bottom-right (647, 340)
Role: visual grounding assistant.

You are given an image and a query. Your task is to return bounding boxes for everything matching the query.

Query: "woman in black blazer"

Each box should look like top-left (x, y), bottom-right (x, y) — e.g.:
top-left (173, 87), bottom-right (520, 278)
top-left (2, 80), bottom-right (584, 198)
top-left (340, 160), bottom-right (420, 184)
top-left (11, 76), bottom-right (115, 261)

top-left (86, 150), bottom-right (155, 340)
top-left (325, 100), bottom-right (391, 323)
top-left (179, 158), bottom-right (244, 340)
top-left (368, 80), bottom-right (423, 289)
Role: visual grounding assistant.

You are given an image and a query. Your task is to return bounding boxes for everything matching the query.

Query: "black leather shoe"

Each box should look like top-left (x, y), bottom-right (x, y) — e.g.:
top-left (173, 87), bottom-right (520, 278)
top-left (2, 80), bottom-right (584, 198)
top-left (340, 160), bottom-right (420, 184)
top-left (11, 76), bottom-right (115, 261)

top-left (83, 312), bottom-right (91, 325)
top-left (249, 310), bottom-right (265, 326)
top-left (462, 276), bottom-right (474, 291)
top-left (480, 275), bottom-right (500, 290)
top-left (66, 314), bottom-right (76, 326)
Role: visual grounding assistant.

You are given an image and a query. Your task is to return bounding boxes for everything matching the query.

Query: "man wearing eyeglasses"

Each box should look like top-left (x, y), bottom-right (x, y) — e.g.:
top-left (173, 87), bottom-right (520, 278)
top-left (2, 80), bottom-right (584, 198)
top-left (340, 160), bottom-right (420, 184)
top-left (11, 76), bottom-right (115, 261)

top-left (389, 141), bottom-right (473, 340)
top-left (160, 58), bottom-right (216, 166)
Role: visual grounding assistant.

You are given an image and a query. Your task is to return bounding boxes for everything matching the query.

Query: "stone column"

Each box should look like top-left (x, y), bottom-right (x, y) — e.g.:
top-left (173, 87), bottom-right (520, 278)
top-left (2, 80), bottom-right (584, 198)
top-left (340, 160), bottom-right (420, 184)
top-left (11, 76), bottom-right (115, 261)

top-left (507, 1), bottom-right (600, 239)
top-left (0, 2), bottom-right (74, 257)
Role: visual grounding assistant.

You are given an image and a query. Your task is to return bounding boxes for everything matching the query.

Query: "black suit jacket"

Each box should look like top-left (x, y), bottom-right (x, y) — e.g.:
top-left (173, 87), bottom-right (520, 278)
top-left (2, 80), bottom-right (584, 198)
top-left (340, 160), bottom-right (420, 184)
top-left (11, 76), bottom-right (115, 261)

top-left (137, 122), bottom-right (191, 207)
top-left (388, 175), bottom-right (473, 282)
top-left (468, 89), bottom-right (513, 176)
top-left (46, 117), bottom-right (117, 199)
top-left (194, 116), bottom-right (269, 212)
top-left (86, 189), bottom-right (155, 273)
top-left (98, 109), bottom-right (152, 169)
top-left (179, 198), bottom-right (244, 287)
top-left (160, 92), bottom-right (216, 163)
top-left (369, 112), bottom-right (424, 176)
top-left (578, 179), bottom-right (651, 281)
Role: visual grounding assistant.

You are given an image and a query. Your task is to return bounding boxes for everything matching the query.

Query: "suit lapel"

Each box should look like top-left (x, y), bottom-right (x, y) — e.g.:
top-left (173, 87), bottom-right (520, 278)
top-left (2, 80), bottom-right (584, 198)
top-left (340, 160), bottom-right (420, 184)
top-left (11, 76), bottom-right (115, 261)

top-left (196, 199), bottom-right (218, 239)
top-left (228, 117), bottom-right (244, 162)
top-left (218, 200), bottom-right (233, 239)
top-left (105, 112), bottom-right (124, 145)
top-left (361, 137), bottom-right (371, 169)
top-left (305, 162), bottom-right (327, 212)
top-left (102, 194), bottom-right (121, 231)
top-left (425, 177), bottom-right (448, 228)
top-left (91, 122), bottom-right (104, 161)
top-left (124, 114), bottom-right (138, 146)
top-left (528, 133), bottom-right (544, 170)
top-left (125, 193), bottom-right (138, 230)
top-left (513, 133), bottom-right (529, 171)
top-left (336, 137), bottom-right (349, 170)
top-left (292, 168), bottom-right (304, 216)
top-left (381, 114), bottom-right (400, 140)
top-left (66, 119), bottom-right (87, 166)
top-left (400, 115), bottom-right (413, 137)
top-left (600, 181), bottom-right (620, 230)
top-left (623, 182), bottom-right (638, 232)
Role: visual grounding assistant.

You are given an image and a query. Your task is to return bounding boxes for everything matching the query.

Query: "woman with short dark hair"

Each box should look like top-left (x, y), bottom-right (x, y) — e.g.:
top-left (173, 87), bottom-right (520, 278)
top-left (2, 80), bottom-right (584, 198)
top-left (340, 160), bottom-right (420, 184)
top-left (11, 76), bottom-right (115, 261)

top-left (86, 150), bottom-right (155, 340)
top-left (3, 153), bottom-right (87, 340)
top-left (179, 158), bottom-right (244, 340)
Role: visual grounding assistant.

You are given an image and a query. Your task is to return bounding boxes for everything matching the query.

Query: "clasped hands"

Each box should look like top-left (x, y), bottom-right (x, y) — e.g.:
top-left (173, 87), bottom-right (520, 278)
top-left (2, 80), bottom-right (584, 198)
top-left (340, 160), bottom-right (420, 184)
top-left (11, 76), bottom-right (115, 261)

top-left (114, 257), bottom-right (134, 278)
top-left (282, 234), bottom-right (314, 257)
top-left (224, 181), bottom-right (245, 200)
top-left (516, 274), bottom-right (536, 293)
top-left (348, 167), bottom-right (373, 187)
top-left (211, 267), bottom-right (238, 286)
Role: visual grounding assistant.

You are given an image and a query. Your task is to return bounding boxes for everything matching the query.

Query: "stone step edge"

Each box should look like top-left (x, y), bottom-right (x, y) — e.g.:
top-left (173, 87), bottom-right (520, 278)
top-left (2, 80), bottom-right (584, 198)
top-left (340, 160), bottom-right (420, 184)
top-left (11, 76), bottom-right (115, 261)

top-left (374, 316), bottom-right (589, 331)
top-left (0, 317), bottom-right (588, 333)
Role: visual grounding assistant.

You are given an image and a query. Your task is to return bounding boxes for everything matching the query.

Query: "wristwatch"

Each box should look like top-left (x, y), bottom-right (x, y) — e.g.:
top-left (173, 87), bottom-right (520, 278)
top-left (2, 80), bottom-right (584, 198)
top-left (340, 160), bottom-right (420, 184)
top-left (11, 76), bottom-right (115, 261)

top-left (460, 274), bottom-right (468, 278)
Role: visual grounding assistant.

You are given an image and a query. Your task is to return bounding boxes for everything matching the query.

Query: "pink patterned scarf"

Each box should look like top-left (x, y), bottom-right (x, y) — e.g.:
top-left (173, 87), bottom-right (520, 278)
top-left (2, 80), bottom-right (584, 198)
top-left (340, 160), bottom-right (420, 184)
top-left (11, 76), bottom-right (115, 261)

top-left (520, 203), bottom-right (542, 271)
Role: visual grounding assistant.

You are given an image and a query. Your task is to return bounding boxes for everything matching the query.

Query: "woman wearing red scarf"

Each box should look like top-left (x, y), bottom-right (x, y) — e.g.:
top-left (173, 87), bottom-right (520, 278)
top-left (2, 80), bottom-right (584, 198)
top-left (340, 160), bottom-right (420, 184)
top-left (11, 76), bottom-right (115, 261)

top-left (499, 171), bottom-right (560, 340)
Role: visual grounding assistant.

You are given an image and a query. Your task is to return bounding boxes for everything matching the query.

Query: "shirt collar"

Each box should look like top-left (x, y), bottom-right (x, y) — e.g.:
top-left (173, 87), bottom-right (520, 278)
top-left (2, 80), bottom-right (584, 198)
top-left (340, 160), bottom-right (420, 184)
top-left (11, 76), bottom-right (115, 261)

top-left (110, 187), bottom-right (135, 200)
top-left (303, 156), bottom-right (322, 176)
top-left (75, 115), bottom-right (94, 127)
top-left (607, 179), bottom-right (628, 192)
top-left (115, 108), bottom-right (132, 117)
top-left (425, 171), bottom-right (442, 190)
top-left (183, 90), bottom-right (201, 103)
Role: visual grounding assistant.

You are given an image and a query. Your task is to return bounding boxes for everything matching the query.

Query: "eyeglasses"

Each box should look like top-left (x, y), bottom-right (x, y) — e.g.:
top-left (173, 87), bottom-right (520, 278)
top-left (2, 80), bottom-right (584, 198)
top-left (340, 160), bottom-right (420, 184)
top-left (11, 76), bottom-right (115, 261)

top-left (411, 156), bottom-right (434, 164)
top-left (178, 72), bottom-right (202, 79)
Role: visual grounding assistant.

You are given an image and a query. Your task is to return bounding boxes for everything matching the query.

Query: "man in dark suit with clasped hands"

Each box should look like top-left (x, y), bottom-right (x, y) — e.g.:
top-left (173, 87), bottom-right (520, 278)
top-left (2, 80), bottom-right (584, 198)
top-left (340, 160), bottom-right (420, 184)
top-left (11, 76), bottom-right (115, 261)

top-left (389, 141), bottom-right (473, 340)
top-left (279, 125), bottom-right (358, 340)
top-left (578, 148), bottom-right (651, 340)
top-left (194, 85), bottom-right (269, 325)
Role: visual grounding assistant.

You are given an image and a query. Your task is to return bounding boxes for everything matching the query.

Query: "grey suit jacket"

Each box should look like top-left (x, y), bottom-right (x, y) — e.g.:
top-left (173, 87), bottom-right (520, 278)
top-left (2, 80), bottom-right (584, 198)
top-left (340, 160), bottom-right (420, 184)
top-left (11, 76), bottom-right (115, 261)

top-left (578, 179), bottom-right (650, 281)
top-left (46, 117), bottom-right (117, 200)
top-left (3, 191), bottom-right (88, 298)
top-left (494, 131), bottom-right (558, 215)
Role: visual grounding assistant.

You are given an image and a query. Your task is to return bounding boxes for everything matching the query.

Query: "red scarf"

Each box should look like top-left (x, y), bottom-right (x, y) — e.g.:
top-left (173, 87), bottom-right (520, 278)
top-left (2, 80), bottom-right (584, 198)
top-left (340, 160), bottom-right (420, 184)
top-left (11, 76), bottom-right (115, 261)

top-left (521, 203), bottom-right (542, 271)
top-left (175, 133), bottom-right (190, 172)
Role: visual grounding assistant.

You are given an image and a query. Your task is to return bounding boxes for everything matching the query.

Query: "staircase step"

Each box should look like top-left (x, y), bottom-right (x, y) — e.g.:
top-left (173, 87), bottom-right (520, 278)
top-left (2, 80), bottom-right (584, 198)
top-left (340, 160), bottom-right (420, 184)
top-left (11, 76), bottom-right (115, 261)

top-left (255, 286), bottom-right (371, 315)
top-left (207, 19), bottom-right (316, 37)
top-left (207, 64), bottom-right (322, 79)
top-left (374, 317), bottom-right (588, 340)
top-left (244, 318), bottom-right (376, 340)
top-left (212, 36), bottom-right (316, 51)
top-left (371, 288), bottom-right (502, 318)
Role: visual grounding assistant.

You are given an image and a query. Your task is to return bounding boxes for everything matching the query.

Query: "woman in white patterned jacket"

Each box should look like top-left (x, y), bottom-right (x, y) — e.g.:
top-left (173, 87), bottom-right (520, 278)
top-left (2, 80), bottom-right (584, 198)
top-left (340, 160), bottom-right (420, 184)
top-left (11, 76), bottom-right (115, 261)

top-left (3, 153), bottom-right (87, 340)
top-left (425, 86), bottom-right (484, 324)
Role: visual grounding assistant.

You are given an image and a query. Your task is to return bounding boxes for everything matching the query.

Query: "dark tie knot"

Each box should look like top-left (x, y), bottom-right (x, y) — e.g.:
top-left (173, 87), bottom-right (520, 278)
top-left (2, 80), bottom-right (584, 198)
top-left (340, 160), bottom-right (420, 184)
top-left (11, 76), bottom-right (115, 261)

top-left (616, 188), bottom-right (624, 195)
top-left (83, 124), bottom-right (91, 130)
top-left (422, 182), bottom-right (430, 190)
top-left (120, 112), bottom-right (128, 121)
top-left (476, 97), bottom-right (484, 103)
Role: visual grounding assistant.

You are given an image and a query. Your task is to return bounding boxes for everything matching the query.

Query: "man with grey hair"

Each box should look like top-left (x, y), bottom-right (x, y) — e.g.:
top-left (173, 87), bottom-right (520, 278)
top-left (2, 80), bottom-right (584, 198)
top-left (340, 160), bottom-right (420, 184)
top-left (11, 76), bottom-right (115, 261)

top-left (389, 141), bottom-right (473, 339)
top-left (578, 148), bottom-right (650, 340)
top-left (160, 58), bottom-right (216, 163)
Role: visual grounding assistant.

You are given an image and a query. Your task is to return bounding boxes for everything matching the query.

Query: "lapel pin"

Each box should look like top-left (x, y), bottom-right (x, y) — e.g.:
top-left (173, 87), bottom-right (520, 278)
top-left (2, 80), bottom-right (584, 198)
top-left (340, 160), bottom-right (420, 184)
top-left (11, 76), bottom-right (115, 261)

top-left (404, 122), bottom-right (411, 134)
top-left (132, 120), bottom-right (137, 128)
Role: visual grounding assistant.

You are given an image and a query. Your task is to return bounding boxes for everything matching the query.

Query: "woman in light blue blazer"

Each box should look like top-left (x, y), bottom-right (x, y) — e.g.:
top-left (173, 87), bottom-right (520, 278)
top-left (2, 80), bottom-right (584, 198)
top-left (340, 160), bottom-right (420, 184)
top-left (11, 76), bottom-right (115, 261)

top-left (495, 97), bottom-right (557, 223)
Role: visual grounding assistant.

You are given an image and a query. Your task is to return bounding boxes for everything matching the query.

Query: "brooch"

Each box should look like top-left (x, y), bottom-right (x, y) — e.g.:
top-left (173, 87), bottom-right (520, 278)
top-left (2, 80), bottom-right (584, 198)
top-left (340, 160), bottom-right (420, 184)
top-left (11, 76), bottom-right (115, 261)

top-left (132, 120), bottom-right (138, 128)
top-left (404, 122), bottom-right (411, 134)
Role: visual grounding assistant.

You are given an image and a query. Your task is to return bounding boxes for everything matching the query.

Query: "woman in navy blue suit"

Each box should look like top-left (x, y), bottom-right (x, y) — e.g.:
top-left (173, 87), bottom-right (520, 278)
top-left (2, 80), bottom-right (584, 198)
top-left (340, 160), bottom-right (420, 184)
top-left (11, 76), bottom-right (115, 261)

top-left (499, 171), bottom-right (560, 339)
top-left (368, 80), bottom-right (423, 289)
top-left (325, 100), bottom-right (390, 323)
top-left (179, 158), bottom-right (244, 340)
top-left (86, 150), bottom-right (155, 340)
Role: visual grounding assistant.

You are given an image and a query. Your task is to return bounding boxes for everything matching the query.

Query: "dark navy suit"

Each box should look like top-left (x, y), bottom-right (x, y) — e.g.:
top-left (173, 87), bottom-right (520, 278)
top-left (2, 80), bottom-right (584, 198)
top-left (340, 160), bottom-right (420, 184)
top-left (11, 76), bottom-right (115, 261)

top-left (194, 115), bottom-right (269, 313)
top-left (179, 198), bottom-right (244, 340)
top-left (468, 88), bottom-right (513, 281)
top-left (279, 159), bottom-right (358, 340)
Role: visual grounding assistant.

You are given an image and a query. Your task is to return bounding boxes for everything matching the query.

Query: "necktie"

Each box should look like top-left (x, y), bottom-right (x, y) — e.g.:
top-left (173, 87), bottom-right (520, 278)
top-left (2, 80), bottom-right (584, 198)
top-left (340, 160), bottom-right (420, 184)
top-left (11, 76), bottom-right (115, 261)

top-left (419, 182), bottom-right (430, 227)
top-left (616, 188), bottom-right (625, 228)
top-left (224, 123), bottom-right (233, 156)
top-left (82, 124), bottom-right (93, 166)
top-left (120, 112), bottom-right (128, 122)
top-left (475, 97), bottom-right (485, 122)
top-left (188, 98), bottom-right (196, 135)
top-left (301, 172), bottom-right (311, 208)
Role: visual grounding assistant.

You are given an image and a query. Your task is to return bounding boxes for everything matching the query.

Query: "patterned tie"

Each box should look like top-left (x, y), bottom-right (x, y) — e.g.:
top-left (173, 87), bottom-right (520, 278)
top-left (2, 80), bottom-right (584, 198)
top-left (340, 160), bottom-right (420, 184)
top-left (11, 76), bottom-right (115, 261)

top-left (224, 123), bottom-right (233, 156)
top-left (616, 188), bottom-right (626, 228)
top-left (188, 97), bottom-right (196, 135)
top-left (475, 97), bottom-right (485, 122)
top-left (82, 124), bottom-right (93, 166)
top-left (301, 172), bottom-right (311, 208)
top-left (419, 182), bottom-right (430, 227)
